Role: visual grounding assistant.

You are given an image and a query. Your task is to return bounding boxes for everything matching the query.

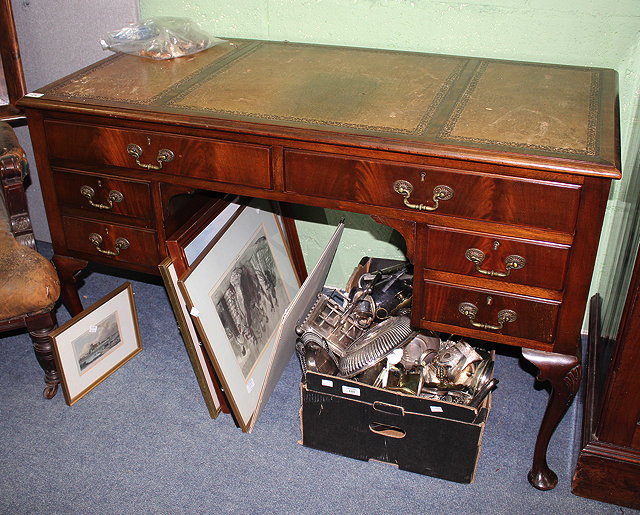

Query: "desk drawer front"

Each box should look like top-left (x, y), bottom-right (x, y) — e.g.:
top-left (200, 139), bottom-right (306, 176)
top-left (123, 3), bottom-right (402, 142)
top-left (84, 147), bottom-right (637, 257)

top-left (62, 217), bottom-right (160, 268)
top-left (45, 121), bottom-right (272, 189)
top-left (421, 281), bottom-right (559, 345)
top-left (424, 227), bottom-right (570, 291)
top-left (284, 150), bottom-right (581, 233)
top-left (53, 169), bottom-right (152, 223)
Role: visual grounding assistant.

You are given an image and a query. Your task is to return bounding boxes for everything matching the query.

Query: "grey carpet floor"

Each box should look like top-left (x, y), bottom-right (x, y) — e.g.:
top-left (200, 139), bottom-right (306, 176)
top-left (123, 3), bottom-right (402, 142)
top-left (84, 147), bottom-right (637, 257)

top-left (0, 243), bottom-right (636, 514)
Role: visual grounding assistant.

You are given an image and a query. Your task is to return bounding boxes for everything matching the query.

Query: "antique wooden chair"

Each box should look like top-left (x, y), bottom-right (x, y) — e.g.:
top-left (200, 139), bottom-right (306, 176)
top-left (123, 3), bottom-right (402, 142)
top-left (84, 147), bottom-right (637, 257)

top-left (0, 121), bottom-right (61, 398)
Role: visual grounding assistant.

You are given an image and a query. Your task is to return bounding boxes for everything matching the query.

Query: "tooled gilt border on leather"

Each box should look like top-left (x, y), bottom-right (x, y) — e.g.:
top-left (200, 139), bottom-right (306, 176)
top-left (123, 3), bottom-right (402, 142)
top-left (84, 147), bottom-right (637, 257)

top-left (438, 60), bottom-right (601, 156)
top-left (43, 41), bottom-right (253, 106)
top-left (166, 42), bottom-right (468, 136)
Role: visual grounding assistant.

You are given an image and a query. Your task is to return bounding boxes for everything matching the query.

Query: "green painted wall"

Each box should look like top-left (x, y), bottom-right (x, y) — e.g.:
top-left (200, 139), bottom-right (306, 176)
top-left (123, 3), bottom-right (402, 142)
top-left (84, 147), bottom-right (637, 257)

top-left (140, 0), bottom-right (640, 333)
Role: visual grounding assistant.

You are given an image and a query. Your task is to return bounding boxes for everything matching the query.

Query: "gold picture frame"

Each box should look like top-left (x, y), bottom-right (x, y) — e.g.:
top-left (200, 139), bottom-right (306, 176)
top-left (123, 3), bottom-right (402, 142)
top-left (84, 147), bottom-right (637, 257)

top-left (51, 283), bottom-right (142, 406)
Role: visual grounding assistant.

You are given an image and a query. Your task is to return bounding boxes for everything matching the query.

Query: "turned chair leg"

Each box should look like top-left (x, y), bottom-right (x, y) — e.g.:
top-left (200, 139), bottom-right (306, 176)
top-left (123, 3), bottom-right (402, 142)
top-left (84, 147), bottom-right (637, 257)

top-left (25, 311), bottom-right (60, 399)
top-left (521, 348), bottom-right (582, 490)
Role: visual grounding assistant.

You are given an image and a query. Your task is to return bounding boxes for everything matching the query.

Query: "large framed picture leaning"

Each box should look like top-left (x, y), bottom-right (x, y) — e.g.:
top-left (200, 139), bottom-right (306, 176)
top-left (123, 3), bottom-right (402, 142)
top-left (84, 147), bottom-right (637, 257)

top-left (177, 198), bottom-right (301, 431)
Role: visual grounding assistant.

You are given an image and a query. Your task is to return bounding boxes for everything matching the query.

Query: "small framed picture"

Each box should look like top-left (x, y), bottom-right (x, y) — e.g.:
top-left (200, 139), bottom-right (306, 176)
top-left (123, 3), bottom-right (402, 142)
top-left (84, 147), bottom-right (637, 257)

top-left (51, 283), bottom-right (142, 405)
top-left (179, 201), bottom-right (300, 431)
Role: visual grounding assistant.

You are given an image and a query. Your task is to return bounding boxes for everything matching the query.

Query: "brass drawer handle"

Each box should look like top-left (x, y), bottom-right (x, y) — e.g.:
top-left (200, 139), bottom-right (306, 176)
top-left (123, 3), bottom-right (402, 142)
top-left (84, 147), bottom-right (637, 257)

top-left (458, 302), bottom-right (517, 331)
top-left (126, 143), bottom-right (174, 170)
top-left (80, 185), bottom-right (124, 210)
top-left (88, 233), bottom-right (130, 256)
top-left (464, 248), bottom-right (526, 277)
top-left (393, 179), bottom-right (454, 212)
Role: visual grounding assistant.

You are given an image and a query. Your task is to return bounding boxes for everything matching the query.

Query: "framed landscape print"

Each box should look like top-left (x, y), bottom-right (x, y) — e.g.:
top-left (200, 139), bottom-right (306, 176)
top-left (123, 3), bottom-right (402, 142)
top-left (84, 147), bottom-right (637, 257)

top-left (51, 283), bottom-right (142, 405)
top-left (179, 201), bottom-right (300, 431)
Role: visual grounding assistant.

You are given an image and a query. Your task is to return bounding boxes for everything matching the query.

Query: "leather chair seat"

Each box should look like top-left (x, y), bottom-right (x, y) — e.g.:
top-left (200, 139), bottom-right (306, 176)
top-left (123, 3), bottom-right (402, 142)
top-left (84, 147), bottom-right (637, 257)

top-left (0, 198), bottom-right (60, 320)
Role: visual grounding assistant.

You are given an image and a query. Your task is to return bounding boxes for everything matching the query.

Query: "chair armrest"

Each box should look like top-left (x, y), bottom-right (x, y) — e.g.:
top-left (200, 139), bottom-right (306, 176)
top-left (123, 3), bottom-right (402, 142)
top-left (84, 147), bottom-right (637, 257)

top-left (0, 121), bottom-right (35, 248)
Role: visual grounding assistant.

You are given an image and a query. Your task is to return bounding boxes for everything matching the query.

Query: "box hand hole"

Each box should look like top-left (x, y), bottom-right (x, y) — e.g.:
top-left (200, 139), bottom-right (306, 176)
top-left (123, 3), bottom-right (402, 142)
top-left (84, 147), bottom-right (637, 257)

top-left (369, 422), bottom-right (406, 439)
top-left (373, 401), bottom-right (404, 416)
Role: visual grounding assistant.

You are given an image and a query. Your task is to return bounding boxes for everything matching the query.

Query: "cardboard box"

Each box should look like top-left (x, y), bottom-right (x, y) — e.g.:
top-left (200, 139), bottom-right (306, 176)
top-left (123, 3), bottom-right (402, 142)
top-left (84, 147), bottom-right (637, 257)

top-left (300, 370), bottom-right (490, 483)
top-left (295, 227), bottom-right (492, 483)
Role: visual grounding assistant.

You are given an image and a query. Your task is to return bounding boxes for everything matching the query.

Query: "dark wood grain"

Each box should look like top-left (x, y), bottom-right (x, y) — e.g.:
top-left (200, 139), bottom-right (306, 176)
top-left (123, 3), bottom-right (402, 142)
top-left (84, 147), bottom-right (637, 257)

top-left (53, 169), bottom-right (153, 224)
top-left (420, 280), bottom-right (560, 348)
top-left (423, 226), bottom-right (571, 291)
top-left (62, 217), bottom-right (160, 272)
top-left (44, 120), bottom-right (273, 190)
top-left (284, 149), bottom-right (583, 233)
top-left (522, 348), bottom-right (581, 490)
top-left (572, 264), bottom-right (640, 507)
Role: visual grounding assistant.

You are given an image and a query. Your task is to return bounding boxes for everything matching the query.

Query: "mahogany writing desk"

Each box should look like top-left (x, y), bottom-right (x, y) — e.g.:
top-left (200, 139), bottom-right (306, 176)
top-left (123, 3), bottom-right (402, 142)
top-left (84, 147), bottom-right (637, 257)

top-left (18, 39), bottom-right (621, 490)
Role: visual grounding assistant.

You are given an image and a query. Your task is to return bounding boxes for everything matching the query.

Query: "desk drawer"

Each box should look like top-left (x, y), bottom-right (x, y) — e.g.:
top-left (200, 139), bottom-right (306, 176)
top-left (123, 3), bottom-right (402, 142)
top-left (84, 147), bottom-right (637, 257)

top-left (53, 169), bottom-right (152, 224)
top-left (284, 150), bottom-right (581, 233)
top-left (424, 227), bottom-right (570, 291)
top-left (45, 121), bottom-right (272, 189)
top-left (62, 217), bottom-right (160, 268)
top-left (421, 280), bottom-right (559, 346)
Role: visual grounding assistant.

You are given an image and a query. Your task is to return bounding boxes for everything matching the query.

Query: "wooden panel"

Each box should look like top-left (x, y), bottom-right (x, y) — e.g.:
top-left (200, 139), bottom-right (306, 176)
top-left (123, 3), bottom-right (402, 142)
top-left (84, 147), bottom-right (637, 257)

top-left (572, 296), bottom-right (640, 509)
top-left (420, 280), bottom-right (560, 345)
top-left (53, 169), bottom-right (152, 225)
top-left (62, 216), bottom-right (160, 269)
top-left (424, 226), bottom-right (571, 291)
top-left (44, 120), bottom-right (272, 189)
top-left (284, 150), bottom-right (582, 233)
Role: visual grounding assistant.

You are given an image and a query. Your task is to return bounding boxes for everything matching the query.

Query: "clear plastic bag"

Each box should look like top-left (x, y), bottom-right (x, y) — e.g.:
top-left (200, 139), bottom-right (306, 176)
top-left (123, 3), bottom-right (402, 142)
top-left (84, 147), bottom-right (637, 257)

top-left (100, 17), bottom-right (225, 60)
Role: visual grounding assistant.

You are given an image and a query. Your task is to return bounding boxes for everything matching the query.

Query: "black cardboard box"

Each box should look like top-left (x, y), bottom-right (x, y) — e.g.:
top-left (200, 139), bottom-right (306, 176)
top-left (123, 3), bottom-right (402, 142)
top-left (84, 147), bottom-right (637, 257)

top-left (300, 357), bottom-right (491, 483)
top-left (295, 223), bottom-right (492, 483)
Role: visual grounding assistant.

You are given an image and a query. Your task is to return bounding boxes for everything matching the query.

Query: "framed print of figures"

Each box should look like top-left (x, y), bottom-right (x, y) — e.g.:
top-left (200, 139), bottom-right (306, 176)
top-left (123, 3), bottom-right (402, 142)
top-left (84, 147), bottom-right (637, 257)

top-left (179, 202), bottom-right (300, 431)
top-left (51, 283), bottom-right (142, 406)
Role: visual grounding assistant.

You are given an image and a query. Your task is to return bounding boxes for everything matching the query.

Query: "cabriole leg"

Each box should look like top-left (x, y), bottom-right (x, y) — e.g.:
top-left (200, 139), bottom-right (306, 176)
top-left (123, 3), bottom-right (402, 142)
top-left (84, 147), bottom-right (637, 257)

top-left (521, 348), bottom-right (581, 490)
